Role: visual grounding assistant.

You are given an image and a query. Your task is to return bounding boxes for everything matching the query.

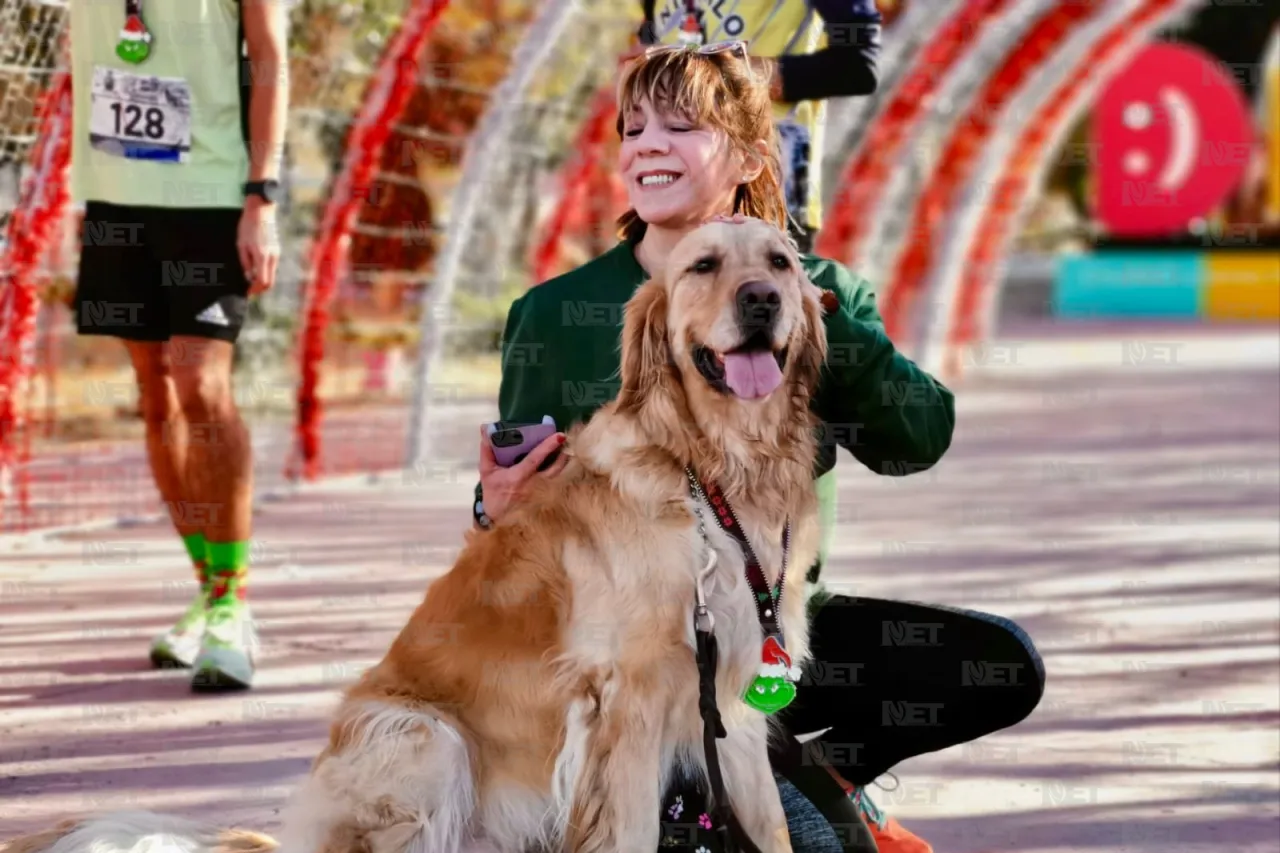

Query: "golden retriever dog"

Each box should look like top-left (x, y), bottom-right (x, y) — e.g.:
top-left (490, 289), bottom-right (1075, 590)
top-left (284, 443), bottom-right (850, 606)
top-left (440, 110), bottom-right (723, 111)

top-left (1, 217), bottom-right (828, 853)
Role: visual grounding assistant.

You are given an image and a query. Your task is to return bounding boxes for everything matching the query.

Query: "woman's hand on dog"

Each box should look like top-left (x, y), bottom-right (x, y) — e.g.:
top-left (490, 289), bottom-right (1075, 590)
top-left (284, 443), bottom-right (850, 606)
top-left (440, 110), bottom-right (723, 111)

top-left (478, 427), bottom-right (569, 523)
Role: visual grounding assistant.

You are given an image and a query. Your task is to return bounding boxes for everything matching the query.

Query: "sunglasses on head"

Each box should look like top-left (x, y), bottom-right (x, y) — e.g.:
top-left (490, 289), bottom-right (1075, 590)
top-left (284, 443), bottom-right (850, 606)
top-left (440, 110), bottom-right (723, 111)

top-left (643, 39), bottom-right (749, 59)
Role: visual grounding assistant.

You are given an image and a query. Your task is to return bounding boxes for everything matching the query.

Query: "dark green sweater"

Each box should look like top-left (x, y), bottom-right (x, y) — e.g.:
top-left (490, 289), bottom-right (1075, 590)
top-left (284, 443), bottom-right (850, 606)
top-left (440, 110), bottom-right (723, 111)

top-left (495, 239), bottom-right (955, 480)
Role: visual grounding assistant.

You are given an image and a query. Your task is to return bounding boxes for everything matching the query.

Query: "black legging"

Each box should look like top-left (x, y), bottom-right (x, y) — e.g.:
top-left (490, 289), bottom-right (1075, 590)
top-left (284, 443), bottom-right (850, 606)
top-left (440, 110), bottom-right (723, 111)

top-left (788, 594), bottom-right (1045, 783)
top-left (773, 594), bottom-right (1046, 851)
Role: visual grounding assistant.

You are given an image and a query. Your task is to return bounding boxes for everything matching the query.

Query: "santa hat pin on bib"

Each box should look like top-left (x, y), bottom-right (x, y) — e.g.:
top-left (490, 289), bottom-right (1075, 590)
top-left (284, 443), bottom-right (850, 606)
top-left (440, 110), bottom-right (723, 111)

top-left (677, 11), bottom-right (703, 46)
top-left (116, 14), bottom-right (153, 65)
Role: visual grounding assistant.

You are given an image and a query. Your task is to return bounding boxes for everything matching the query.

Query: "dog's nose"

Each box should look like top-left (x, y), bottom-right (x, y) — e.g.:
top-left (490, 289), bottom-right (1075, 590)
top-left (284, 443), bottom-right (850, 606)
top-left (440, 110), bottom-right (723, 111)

top-left (736, 280), bottom-right (782, 331)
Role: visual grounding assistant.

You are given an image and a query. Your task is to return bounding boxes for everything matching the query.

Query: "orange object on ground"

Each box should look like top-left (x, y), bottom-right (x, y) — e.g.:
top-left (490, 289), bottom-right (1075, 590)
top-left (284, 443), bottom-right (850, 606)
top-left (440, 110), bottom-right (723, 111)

top-left (851, 786), bottom-right (935, 853)
top-left (867, 816), bottom-right (934, 853)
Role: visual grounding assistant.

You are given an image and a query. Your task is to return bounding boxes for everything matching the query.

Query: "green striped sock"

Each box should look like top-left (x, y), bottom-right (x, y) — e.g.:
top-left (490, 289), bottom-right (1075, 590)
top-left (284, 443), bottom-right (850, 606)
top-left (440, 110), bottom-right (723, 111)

top-left (206, 541), bottom-right (250, 607)
top-left (182, 532), bottom-right (208, 585)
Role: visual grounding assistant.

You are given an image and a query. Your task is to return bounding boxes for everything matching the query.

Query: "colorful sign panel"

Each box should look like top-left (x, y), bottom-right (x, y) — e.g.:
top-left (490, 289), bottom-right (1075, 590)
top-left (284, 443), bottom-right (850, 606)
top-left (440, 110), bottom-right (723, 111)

top-left (1056, 251), bottom-right (1280, 320)
top-left (1093, 43), bottom-right (1257, 237)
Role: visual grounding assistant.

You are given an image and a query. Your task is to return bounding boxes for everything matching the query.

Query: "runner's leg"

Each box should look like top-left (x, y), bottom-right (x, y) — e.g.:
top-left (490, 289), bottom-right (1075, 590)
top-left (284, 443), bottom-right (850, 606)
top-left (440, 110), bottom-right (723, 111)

top-left (74, 202), bottom-right (210, 667)
top-left (158, 206), bottom-right (256, 690)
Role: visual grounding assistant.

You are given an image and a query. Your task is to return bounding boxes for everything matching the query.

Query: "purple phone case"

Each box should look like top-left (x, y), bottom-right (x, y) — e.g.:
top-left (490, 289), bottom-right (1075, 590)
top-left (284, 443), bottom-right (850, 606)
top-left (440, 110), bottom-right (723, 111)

top-left (487, 419), bottom-right (557, 467)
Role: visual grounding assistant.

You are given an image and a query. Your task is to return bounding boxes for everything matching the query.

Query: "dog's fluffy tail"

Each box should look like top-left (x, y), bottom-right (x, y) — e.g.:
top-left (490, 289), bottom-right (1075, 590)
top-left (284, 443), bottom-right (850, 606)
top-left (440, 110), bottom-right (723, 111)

top-left (0, 812), bottom-right (277, 853)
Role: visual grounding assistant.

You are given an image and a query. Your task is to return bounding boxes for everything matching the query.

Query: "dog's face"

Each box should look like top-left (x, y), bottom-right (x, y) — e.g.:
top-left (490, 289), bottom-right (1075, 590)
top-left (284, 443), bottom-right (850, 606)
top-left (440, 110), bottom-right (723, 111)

top-left (665, 219), bottom-right (818, 401)
top-left (617, 218), bottom-right (827, 435)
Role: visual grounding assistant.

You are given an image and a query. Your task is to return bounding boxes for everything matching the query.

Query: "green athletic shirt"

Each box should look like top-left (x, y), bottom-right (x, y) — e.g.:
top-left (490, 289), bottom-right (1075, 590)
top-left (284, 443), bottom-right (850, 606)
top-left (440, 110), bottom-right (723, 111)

top-left (69, 0), bottom-right (248, 208)
top-left (493, 238), bottom-right (956, 574)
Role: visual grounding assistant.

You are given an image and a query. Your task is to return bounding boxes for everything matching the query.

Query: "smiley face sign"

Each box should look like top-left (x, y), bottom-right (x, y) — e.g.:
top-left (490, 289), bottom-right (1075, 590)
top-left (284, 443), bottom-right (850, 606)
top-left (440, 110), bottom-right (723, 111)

top-left (1094, 43), bottom-right (1256, 237)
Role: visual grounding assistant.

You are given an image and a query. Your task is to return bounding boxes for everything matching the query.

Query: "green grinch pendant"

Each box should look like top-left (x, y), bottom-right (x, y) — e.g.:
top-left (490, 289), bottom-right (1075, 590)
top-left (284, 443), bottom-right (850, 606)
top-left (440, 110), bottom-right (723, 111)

top-left (116, 13), bottom-right (153, 64)
top-left (743, 635), bottom-right (801, 715)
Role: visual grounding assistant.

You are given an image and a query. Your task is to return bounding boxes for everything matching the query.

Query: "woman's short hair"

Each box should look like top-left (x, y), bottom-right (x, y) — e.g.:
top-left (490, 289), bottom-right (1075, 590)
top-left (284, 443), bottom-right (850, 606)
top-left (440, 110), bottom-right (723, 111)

top-left (614, 46), bottom-right (788, 242)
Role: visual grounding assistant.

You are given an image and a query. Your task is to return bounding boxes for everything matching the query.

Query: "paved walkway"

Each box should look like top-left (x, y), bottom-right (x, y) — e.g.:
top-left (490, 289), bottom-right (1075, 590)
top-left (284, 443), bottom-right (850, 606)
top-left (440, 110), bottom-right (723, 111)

top-left (2, 327), bottom-right (1278, 852)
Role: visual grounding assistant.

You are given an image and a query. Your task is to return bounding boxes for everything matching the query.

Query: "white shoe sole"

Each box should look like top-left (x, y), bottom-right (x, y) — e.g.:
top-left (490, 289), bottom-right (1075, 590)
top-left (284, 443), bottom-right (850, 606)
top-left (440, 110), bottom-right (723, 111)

top-left (191, 646), bottom-right (254, 691)
top-left (149, 633), bottom-right (202, 669)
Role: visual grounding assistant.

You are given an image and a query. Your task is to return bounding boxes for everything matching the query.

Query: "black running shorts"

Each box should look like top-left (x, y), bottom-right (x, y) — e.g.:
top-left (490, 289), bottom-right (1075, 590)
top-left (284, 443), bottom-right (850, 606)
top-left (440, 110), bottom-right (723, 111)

top-left (74, 201), bottom-right (251, 343)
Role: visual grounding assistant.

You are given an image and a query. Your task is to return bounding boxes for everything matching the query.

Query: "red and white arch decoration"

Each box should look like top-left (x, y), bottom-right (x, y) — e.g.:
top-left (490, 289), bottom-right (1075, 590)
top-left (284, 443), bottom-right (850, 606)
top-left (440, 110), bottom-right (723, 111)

top-left (885, 0), bottom-right (1111, 343)
top-left (0, 70), bottom-right (71, 529)
top-left (821, 0), bottom-right (965, 184)
top-left (402, 0), bottom-right (605, 469)
top-left (851, 0), bottom-right (1065, 300)
top-left (816, 0), bottom-right (1023, 268)
top-left (292, 0), bottom-right (453, 482)
top-left (530, 86), bottom-right (620, 287)
top-left (816, 0), bottom-right (1211, 363)
top-left (926, 0), bottom-right (1204, 377)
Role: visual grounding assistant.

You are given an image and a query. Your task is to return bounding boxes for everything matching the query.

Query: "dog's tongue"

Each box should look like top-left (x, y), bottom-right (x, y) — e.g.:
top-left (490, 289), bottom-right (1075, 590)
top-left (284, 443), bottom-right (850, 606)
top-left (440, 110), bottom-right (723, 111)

top-left (723, 350), bottom-right (783, 399)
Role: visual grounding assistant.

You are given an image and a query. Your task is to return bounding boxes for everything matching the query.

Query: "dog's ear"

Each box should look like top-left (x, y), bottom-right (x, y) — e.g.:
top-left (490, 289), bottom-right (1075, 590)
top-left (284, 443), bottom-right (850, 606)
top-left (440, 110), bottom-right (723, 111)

top-left (616, 279), bottom-right (671, 412)
top-left (792, 273), bottom-right (829, 398)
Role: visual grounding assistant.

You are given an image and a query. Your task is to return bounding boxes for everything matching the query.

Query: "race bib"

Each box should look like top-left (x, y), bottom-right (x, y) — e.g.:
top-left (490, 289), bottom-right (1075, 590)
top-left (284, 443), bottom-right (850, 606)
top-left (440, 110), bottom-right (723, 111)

top-left (776, 118), bottom-right (811, 226)
top-left (89, 65), bottom-right (192, 163)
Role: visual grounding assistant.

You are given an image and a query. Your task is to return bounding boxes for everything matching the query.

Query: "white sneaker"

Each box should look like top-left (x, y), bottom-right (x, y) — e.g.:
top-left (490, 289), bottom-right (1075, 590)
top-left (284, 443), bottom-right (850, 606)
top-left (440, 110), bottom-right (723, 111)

top-left (191, 598), bottom-right (258, 691)
top-left (149, 589), bottom-right (208, 669)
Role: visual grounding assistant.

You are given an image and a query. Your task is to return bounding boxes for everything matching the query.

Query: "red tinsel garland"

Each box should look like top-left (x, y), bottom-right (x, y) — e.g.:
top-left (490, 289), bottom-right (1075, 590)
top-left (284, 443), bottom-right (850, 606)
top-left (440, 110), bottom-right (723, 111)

top-left (814, 0), bottom-right (1011, 266)
top-left (883, 0), bottom-right (1102, 341)
top-left (531, 86), bottom-right (616, 286)
top-left (944, 0), bottom-right (1181, 370)
top-left (293, 0), bottom-right (452, 482)
top-left (0, 71), bottom-right (72, 529)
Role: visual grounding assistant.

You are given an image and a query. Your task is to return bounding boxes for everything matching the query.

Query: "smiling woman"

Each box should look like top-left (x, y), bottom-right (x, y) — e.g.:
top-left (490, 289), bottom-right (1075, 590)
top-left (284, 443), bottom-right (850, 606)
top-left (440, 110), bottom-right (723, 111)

top-left (615, 44), bottom-right (786, 252)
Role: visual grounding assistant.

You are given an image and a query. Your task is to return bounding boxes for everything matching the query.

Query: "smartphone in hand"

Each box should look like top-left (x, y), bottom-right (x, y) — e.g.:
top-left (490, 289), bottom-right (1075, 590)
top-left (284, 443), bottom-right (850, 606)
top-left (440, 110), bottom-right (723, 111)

top-left (485, 416), bottom-right (561, 471)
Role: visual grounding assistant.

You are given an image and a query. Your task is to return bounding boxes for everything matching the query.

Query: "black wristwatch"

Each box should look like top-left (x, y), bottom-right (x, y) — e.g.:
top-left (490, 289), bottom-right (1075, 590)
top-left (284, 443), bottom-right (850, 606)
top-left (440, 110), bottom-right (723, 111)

top-left (243, 179), bottom-right (281, 204)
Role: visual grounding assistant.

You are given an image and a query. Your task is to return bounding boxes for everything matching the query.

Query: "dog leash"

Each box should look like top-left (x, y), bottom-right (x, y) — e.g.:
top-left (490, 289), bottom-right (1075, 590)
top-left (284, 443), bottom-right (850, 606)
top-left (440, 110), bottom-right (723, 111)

top-left (687, 468), bottom-right (798, 715)
top-left (688, 471), bottom-right (774, 853)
